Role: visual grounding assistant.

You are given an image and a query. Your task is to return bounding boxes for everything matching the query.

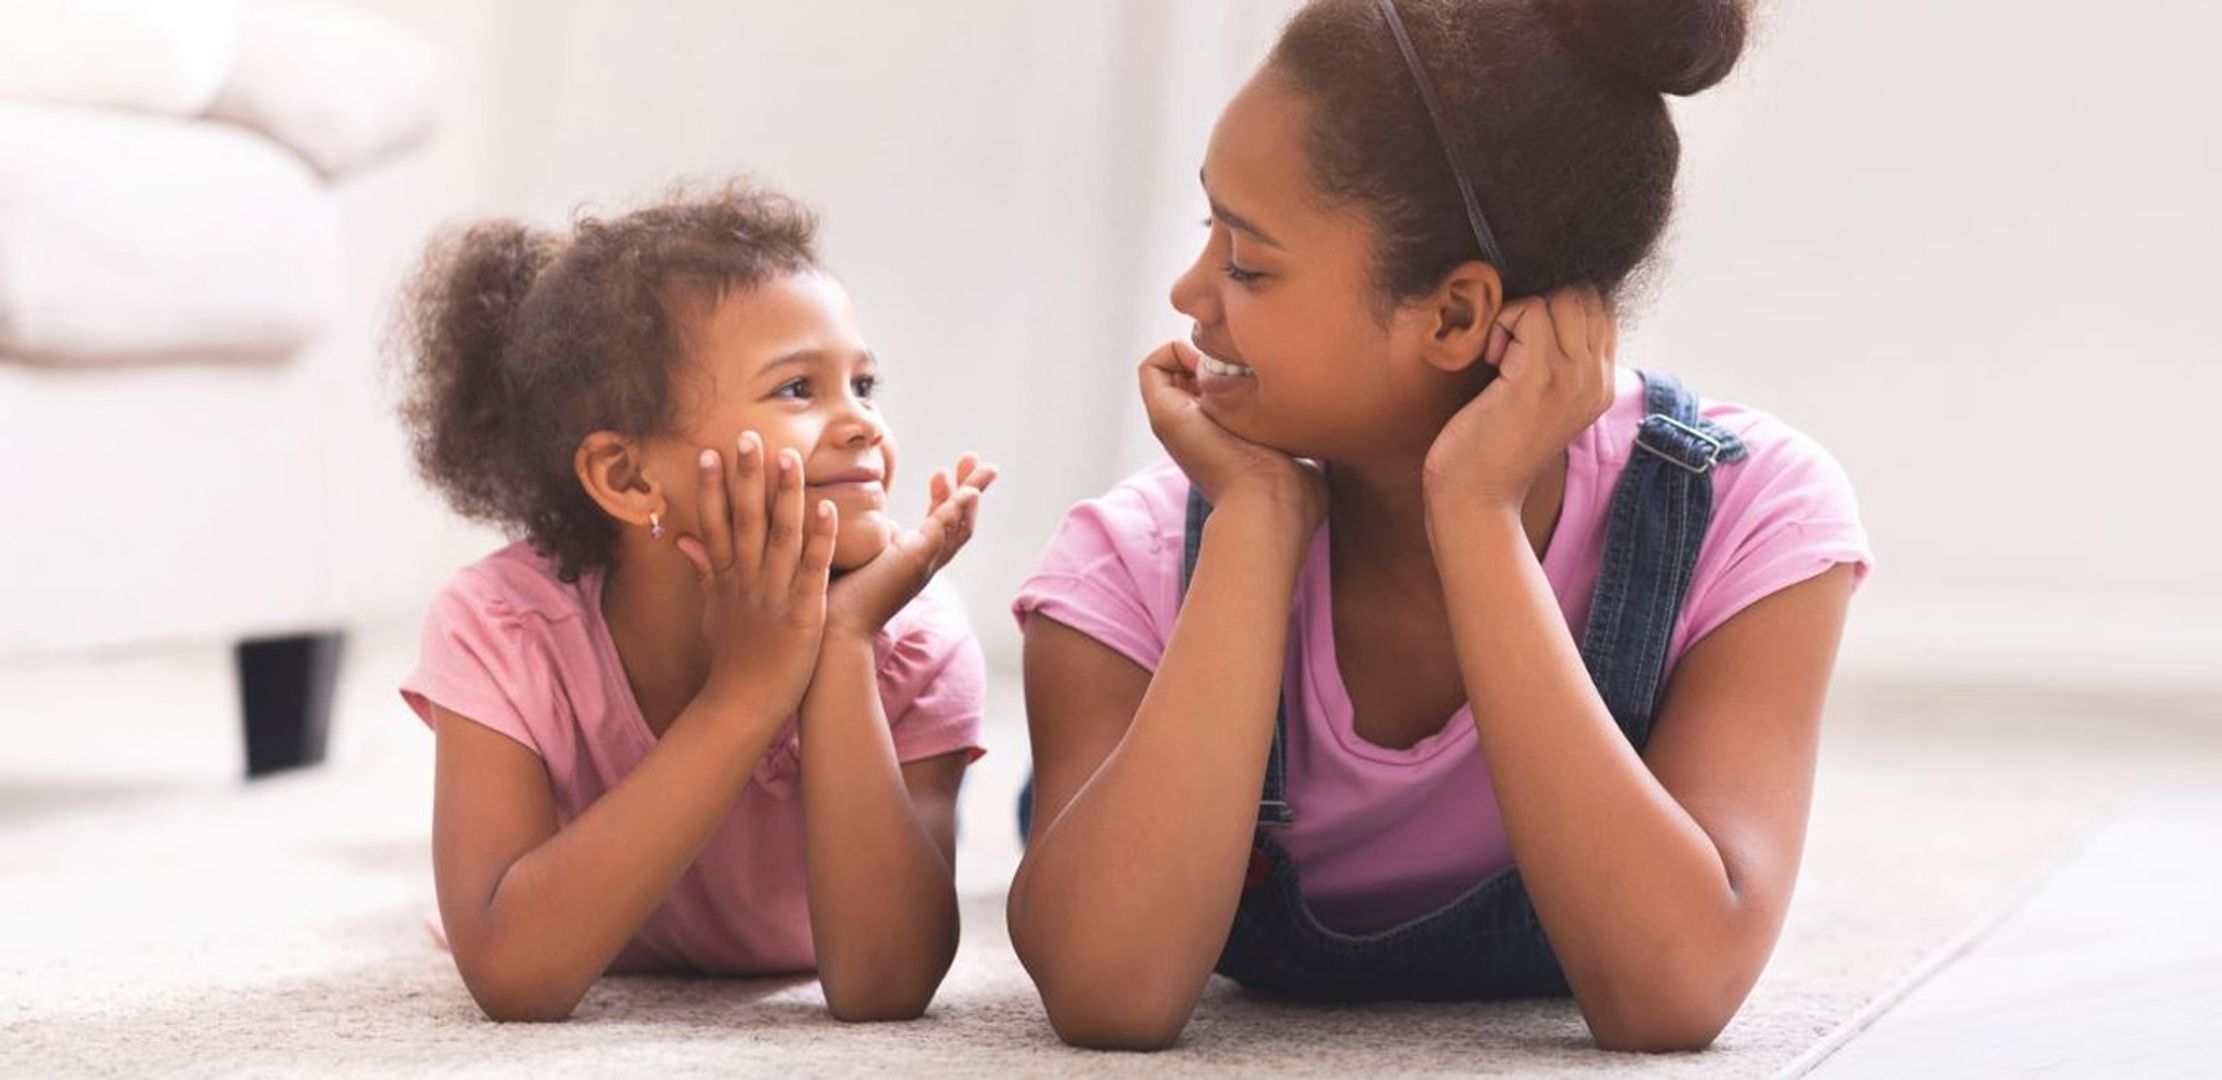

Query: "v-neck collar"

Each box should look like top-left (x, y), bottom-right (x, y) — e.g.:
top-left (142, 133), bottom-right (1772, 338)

top-left (1300, 436), bottom-right (1599, 765)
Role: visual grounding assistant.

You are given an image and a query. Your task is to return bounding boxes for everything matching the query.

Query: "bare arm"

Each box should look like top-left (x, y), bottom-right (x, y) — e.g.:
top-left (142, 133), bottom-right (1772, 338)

top-left (796, 453), bottom-right (993, 1021)
top-left (1432, 499), bottom-right (1854, 1050)
top-left (1008, 492), bottom-right (1312, 1050)
top-left (432, 435), bottom-right (838, 1022)
top-left (1421, 287), bottom-right (1859, 1049)
top-left (429, 694), bottom-right (787, 1022)
top-left (798, 632), bottom-right (967, 1022)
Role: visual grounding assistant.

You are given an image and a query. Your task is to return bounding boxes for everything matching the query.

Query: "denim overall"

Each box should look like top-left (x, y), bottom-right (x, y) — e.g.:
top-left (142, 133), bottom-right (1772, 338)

top-left (1019, 370), bottom-right (1747, 1003)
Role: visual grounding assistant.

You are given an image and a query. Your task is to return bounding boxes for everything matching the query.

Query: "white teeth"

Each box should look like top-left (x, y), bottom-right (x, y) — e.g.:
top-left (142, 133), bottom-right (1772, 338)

top-left (1198, 354), bottom-right (1255, 378)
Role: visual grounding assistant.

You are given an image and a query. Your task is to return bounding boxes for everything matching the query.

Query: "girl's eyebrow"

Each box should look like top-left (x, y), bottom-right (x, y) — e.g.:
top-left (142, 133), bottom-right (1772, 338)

top-left (1200, 168), bottom-right (1286, 250)
top-left (757, 348), bottom-right (877, 376)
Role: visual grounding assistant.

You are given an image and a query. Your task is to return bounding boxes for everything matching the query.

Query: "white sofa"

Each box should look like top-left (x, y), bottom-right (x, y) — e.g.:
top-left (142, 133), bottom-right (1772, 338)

top-left (0, 0), bottom-right (444, 775)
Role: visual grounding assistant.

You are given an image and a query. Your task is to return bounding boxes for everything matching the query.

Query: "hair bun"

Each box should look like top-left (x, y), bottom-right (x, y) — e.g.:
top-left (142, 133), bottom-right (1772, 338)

top-left (1543, 0), bottom-right (1749, 97)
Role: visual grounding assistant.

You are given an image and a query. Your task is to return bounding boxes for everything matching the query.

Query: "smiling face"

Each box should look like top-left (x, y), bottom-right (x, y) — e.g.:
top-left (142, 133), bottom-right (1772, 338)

top-left (1170, 71), bottom-right (1482, 466)
top-left (654, 270), bottom-right (898, 570)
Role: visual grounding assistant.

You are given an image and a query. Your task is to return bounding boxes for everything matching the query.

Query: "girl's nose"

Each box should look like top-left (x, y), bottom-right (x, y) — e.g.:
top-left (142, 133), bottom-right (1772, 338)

top-left (1169, 245), bottom-right (1219, 325)
top-left (832, 401), bottom-right (884, 447)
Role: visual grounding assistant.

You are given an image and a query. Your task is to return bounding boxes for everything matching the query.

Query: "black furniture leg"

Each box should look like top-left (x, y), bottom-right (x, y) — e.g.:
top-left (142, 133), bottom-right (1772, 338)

top-left (237, 630), bottom-right (344, 779)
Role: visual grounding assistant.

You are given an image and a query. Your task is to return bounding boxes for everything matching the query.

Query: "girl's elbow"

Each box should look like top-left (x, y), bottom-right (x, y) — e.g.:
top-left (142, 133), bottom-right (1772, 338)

top-left (1580, 970), bottom-right (1742, 1053)
top-left (1587, 1007), bottom-right (1731, 1054)
top-left (1041, 990), bottom-right (1192, 1051)
top-left (1008, 900), bottom-right (1199, 1049)
top-left (1028, 957), bottom-right (1198, 1050)
top-left (818, 948), bottom-right (954, 1023)
top-left (462, 968), bottom-right (585, 1023)
top-left (821, 977), bottom-right (936, 1023)
top-left (454, 948), bottom-right (587, 1023)
top-left (476, 994), bottom-right (581, 1024)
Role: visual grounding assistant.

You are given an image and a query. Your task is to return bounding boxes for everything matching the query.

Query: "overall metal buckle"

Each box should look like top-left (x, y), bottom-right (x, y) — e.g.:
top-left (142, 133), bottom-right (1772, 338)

top-left (1636, 414), bottom-right (1727, 476)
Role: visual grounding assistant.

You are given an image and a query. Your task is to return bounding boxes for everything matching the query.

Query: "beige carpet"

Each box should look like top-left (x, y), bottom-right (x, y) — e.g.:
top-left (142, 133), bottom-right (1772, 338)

top-left (6, 685), bottom-right (2211, 1079)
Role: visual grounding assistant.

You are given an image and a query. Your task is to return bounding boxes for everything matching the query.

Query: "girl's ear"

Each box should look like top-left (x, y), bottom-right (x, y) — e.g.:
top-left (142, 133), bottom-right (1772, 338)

top-left (574, 432), bottom-right (662, 529)
top-left (1415, 259), bottom-right (1504, 375)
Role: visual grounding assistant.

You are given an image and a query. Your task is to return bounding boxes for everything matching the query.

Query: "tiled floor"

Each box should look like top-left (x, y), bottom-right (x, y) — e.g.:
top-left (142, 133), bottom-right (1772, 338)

top-left (1810, 790), bottom-right (2222, 1078)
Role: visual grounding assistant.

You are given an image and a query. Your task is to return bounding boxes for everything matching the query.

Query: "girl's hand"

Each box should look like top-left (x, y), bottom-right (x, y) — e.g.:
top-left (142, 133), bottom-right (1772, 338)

top-left (824, 454), bottom-right (998, 640)
top-left (1139, 340), bottom-right (1326, 532)
top-left (674, 433), bottom-right (841, 714)
top-left (1424, 285), bottom-right (1618, 510)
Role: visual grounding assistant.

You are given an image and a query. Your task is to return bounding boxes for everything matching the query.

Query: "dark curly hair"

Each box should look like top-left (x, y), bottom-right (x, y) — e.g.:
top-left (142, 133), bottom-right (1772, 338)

top-left (1270, 0), bottom-right (1750, 309)
top-left (397, 182), bottom-right (821, 581)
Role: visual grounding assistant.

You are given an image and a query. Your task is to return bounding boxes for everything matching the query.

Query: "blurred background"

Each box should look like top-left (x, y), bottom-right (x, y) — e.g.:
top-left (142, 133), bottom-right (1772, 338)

top-left (1, 0), bottom-right (2216, 791)
top-left (5, 5), bottom-right (2222, 1075)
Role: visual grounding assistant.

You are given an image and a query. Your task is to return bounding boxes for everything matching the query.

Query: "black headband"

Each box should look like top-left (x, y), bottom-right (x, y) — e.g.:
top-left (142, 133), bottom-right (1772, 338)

top-left (1373, 0), bottom-right (1510, 275)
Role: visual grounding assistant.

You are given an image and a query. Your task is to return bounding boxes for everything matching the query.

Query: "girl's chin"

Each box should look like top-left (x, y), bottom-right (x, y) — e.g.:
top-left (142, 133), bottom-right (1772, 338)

top-left (1201, 393), bottom-right (1269, 438)
top-left (829, 514), bottom-right (895, 571)
top-left (1200, 405), bottom-right (1311, 461)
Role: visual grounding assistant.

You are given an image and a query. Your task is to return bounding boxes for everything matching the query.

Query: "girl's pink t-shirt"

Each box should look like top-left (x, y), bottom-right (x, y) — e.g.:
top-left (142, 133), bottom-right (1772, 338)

top-left (400, 541), bottom-right (987, 975)
top-left (1012, 369), bottom-right (1872, 934)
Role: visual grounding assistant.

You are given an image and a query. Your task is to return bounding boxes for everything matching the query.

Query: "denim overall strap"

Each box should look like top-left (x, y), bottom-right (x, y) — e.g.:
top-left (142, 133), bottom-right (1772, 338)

top-left (1577, 371), bottom-right (1748, 747)
top-left (1182, 489), bottom-right (1295, 829)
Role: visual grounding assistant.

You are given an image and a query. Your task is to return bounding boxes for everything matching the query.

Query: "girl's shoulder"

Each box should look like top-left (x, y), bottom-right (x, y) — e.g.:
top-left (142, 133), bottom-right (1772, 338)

top-left (402, 542), bottom-right (603, 750)
top-left (879, 578), bottom-right (978, 661)
top-left (1009, 459), bottom-right (1194, 670)
top-left (871, 579), bottom-right (988, 735)
top-left (432, 540), bottom-right (597, 635)
top-left (1039, 456), bottom-right (1196, 585)
top-left (1584, 367), bottom-right (1863, 528)
top-left (1572, 369), bottom-right (1874, 650)
top-left (1095, 456), bottom-right (1195, 536)
top-left (1056, 456), bottom-right (1195, 558)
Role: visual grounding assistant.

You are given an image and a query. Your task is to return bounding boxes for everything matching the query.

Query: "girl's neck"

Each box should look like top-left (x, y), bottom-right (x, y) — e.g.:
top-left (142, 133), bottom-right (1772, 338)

top-left (1325, 449), bottom-right (1569, 590)
top-left (597, 542), bottom-right (713, 738)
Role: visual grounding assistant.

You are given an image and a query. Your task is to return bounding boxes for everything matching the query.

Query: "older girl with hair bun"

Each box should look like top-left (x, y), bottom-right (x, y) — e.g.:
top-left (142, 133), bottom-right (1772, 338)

top-left (1009, 0), bottom-right (1870, 1051)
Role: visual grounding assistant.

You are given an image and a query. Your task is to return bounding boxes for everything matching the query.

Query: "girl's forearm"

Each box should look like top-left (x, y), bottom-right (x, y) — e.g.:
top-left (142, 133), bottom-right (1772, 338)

top-left (797, 635), bottom-right (962, 1021)
top-left (1427, 501), bottom-right (1739, 1018)
top-left (452, 692), bottom-right (786, 1015)
top-left (1007, 498), bottom-right (1310, 1034)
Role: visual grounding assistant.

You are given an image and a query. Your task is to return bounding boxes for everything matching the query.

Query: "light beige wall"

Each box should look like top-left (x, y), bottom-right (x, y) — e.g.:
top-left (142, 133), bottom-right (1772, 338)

top-left (340, 0), bottom-right (2219, 692)
top-left (330, 0), bottom-right (1291, 659)
top-left (1639, 0), bottom-right (2220, 690)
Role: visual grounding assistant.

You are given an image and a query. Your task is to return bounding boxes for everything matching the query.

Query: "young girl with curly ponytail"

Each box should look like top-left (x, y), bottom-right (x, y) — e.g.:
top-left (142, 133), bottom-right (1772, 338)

top-left (396, 183), bottom-right (995, 1023)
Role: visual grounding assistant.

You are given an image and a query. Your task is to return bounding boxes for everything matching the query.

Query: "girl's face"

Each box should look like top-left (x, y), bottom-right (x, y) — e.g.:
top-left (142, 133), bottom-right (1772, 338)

top-left (658, 270), bottom-right (898, 571)
top-left (1170, 72), bottom-right (1475, 465)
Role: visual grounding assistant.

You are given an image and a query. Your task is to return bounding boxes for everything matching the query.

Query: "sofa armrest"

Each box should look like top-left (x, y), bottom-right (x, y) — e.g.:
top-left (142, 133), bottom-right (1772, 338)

top-left (0, 102), bottom-right (342, 366)
top-left (205, 0), bottom-right (442, 178)
top-left (0, 0), bottom-right (247, 116)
